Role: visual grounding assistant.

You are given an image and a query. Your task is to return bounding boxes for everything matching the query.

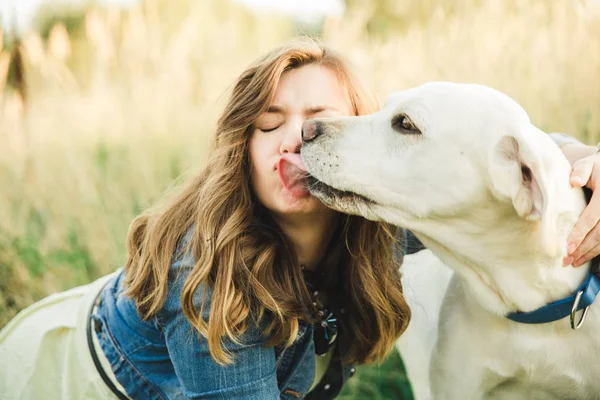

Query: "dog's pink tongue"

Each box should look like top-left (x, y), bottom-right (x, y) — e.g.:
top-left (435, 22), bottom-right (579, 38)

top-left (278, 154), bottom-right (309, 197)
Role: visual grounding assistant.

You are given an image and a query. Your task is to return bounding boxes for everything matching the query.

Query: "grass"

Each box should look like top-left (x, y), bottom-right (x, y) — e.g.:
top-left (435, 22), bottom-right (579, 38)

top-left (338, 348), bottom-right (414, 399)
top-left (0, 0), bottom-right (599, 397)
top-left (0, 0), bottom-right (293, 326)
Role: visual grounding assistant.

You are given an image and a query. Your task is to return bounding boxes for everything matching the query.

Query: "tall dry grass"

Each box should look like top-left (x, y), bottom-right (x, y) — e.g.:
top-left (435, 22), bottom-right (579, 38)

top-left (0, 0), bottom-right (599, 327)
top-left (0, 0), bottom-right (292, 324)
top-left (334, 0), bottom-right (600, 138)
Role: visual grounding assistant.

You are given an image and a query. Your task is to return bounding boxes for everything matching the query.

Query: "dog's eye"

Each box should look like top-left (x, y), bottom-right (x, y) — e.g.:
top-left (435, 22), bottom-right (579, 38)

top-left (401, 117), bottom-right (415, 130)
top-left (392, 115), bottom-right (421, 134)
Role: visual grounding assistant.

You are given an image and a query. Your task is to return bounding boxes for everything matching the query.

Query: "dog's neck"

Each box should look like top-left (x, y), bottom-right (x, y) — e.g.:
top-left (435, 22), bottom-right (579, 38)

top-left (404, 190), bottom-right (590, 318)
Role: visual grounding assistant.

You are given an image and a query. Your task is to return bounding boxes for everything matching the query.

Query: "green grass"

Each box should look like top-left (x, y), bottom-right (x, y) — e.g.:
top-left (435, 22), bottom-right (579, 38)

top-left (338, 349), bottom-right (414, 400)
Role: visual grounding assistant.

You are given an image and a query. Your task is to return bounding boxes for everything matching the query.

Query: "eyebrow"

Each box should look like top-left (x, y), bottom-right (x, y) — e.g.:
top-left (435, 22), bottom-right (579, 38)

top-left (265, 105), bottom-right (344, 115)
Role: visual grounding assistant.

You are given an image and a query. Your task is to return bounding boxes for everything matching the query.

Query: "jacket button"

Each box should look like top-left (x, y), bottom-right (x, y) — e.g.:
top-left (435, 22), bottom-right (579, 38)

top-left (324, 384), bottom-right (331, 390)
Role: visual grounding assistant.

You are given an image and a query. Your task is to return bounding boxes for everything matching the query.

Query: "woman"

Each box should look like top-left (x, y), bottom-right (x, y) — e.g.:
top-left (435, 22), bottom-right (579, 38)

top-left (0, 39), bottom-right (599, 400)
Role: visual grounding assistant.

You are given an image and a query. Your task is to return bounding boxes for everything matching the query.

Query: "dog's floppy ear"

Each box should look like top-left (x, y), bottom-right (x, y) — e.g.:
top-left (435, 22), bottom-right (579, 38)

top-left (488, 129), bottom-right (559, 256)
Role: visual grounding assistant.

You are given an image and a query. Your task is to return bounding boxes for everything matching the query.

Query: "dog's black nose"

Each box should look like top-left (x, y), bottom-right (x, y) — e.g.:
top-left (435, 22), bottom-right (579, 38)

top-left (302, 120), bottom-right (320, 142)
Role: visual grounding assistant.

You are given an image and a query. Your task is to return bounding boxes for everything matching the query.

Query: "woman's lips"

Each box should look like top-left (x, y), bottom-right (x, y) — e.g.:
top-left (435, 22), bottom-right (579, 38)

top-left (278, 153), bottom-right (310, 197)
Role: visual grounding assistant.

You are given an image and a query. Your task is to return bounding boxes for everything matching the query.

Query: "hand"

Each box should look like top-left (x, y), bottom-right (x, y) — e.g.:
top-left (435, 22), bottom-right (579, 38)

top-left (563, 147), bottom-right (600, 267)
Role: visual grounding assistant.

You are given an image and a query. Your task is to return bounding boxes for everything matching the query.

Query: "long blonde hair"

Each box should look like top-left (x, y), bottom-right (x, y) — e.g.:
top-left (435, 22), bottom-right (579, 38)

top-left (125, 38), bottom-right (411, 365)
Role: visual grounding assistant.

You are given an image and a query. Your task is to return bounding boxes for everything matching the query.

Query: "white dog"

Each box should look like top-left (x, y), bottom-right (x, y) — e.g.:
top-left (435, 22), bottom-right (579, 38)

top-left (300, 82), bottom-right (600, 400)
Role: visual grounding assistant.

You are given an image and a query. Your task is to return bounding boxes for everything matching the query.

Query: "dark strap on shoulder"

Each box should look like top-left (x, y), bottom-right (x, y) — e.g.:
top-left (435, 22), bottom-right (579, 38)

top-left (86, 282), bottom-right (130, 400)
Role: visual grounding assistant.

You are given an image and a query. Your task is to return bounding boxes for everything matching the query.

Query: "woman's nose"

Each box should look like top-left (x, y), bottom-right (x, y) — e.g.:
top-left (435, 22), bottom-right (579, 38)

top-left (279, 122), bottom-right (303, 154)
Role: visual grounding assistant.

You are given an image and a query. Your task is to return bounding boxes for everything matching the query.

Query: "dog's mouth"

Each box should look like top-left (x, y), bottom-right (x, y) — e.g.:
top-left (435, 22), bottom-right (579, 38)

top-left (306, 175), bottom-right (376, 206)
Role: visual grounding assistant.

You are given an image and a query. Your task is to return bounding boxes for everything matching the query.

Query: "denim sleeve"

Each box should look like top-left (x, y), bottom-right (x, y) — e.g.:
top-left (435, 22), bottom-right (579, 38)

top-left (156, 238), bottom-right (279, 399)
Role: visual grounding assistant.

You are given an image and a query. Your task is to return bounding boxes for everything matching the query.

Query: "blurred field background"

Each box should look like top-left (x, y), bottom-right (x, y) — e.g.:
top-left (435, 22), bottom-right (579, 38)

top-left (1, 0), bottom-right (599, 398)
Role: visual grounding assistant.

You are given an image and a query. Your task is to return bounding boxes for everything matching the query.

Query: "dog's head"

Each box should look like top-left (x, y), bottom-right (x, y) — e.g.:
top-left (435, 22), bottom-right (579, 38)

top-left (301, 82), bottom-right (579, 258)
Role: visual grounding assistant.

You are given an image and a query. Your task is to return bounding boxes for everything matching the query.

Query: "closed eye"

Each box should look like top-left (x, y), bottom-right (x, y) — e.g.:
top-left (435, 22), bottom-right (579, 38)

top-left (258, 126), bottom-right (279, 133)
top-left (391, 114), bottom-right (421, 135)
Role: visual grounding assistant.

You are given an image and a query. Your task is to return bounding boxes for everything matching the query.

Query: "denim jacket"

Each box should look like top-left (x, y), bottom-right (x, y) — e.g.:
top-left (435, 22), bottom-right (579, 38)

top-left (92, 229), bottom-right (423, 399)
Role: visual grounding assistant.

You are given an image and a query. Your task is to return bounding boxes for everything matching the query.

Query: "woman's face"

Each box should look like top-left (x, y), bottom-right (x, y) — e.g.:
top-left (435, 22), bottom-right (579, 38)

top-left (249, 64), bottom-right (353, 220)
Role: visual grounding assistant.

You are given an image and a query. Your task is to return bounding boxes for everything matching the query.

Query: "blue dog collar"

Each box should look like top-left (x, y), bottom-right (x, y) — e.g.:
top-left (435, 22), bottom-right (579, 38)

top-left (506, 273), bottom-right (600, 329)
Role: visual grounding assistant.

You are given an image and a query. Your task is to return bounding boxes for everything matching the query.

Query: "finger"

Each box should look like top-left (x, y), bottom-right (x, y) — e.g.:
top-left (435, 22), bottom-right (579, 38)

top-left (572, 242), bottom-right (600, 267)
top-left (570, 158), bottom-right (595, 187)
top-left (563, 256), bottom-right (574, 266)
top-left (568, 222), bottom-right (600, 262)
top-left (567, 189), bottom-right (600, 253)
